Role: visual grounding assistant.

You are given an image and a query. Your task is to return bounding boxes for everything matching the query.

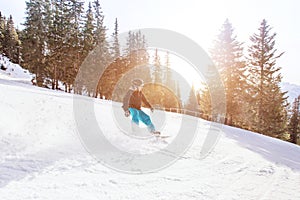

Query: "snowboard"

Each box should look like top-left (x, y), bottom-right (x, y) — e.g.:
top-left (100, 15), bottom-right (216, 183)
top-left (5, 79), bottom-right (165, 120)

top-left (156, 135), bottom-right (171, 139)
top-left (151, 131), bottom-right (170, 138)
top-left (152, 132), bottom-right (172, 143)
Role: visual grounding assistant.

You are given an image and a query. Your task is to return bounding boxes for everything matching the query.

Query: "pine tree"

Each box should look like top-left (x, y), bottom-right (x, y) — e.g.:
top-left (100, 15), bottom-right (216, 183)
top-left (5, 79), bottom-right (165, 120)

top-left (200, 64), bottom-right (226, 122)
top-left (153, 48), bottom-right (162, 83)
top-left (176, 81), bottom-right (182, 110)
top-left (111, 18), bottom-right (120, 60)
top-left (41, 0), bottom-right (85, 91)
top-left (3, 15), bottom-right (20, 63)
top-left (92, 0), bottom-right (111, 97)
top-left (63, 0), bottom-right (85, 92)
top-left (73, 1), bottom-right (95, 94)
top-left (247, 19), bottom-right (288, 137)
top-left (82, 2), bottom-right (95, 56)
top-left (185, 84), bottom-right (199, 113)
top-left (162, 51), bottom-right (180, 110)
top-left (210, 19), bottom-right (247, 126)
top-left (124, 31), bottom-right (134, 61)
top-left (136, 31), bottom-right (148, 65)
top-left (199, 83), bottom-right (212, 120)
top-left (22, 0), bottom-right (48, 86)
top-left (164, 51), bottom-right (175, 89)
top-left (123, 30), bottom-right (150, 76)
top-left (288, 96), bottom-right (300, 144)
top-left (93, 0), bottom-right (110, 63)
top-left (134, 31), bottom-right (151, 85)
top-left (40, 0), bottom-right (65, 89)
top-left (93, 0), bottom-right (106, 45)
top-left (43, 0), bottom-right (58, 89)
top-left (0, 12), bottom-right (5, 54)
top-left (45, 0), bottom-right (65, 89)
top-left (93, 17), bottom-right (121, 99)
top-left (124, 31), bottom-right (148, 65)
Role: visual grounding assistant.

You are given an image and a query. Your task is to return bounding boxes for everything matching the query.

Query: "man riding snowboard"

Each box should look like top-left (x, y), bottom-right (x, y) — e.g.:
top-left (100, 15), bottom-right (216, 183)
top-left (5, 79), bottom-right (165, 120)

top-left (122, 78), bottom-right (160, 135)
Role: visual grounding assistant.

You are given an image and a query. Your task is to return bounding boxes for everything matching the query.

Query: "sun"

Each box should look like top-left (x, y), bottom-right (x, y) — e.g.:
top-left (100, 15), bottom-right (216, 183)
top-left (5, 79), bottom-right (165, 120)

top-left (168, 52), bottom-right (205, 91)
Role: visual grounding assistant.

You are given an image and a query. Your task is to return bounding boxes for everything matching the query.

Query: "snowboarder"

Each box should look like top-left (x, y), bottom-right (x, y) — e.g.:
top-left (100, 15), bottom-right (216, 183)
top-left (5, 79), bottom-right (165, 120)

top-left (122, 78), bottom-right (160, 135)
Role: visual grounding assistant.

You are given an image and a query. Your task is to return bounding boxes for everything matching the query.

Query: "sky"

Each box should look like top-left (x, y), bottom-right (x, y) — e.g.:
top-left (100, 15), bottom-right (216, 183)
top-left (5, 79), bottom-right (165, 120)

top-left (1, 0), bottom-right (300, 85)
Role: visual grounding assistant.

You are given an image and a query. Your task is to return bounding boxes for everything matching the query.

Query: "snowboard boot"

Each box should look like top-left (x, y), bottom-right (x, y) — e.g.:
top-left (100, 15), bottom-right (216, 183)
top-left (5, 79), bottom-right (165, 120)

top-left (151, 130), bottom-right (161, 136)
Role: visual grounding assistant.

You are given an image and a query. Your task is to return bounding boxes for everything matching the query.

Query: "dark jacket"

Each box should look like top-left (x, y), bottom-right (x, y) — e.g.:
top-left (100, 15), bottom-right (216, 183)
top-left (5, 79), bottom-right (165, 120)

top-left (122, 89), bottom-right (152, 111)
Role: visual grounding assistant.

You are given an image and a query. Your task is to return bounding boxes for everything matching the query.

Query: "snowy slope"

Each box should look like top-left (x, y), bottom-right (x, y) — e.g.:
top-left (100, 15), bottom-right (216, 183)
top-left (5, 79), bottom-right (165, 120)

top-left (0, 80), bottom-right (300, 200)
top-left (0, 55), bottom-right (33, 84)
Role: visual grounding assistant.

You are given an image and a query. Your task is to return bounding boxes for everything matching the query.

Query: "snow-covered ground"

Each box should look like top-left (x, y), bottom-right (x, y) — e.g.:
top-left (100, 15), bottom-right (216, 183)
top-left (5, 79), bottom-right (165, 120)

top-left (0, 55), bottom-right (33, 84)
top-left (1, 59), bottom-right (300, 200)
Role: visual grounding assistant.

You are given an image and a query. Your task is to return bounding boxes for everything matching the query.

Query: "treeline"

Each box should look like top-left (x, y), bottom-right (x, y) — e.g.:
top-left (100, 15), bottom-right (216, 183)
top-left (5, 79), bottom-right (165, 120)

top-left (0, 2), bottom-right (299, 144)
top-left (198, 19), bottom-right (299, 143)
top-left (0, 12), bottom-right (21, 64)
top-left (288, 96), bottom-right (300, 144)
top-left (21, 0), bottom-right (111, 91)
top-left (0, 0), bottom-right (181, 107)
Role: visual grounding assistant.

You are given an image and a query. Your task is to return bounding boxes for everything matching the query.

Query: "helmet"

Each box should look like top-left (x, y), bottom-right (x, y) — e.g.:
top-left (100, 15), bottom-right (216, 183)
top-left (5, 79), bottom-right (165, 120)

top-left (132, 78), bottom-right (144, 87)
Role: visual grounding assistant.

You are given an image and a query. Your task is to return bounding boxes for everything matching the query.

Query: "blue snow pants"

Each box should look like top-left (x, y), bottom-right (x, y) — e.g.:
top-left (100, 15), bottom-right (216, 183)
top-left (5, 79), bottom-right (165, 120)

top-left (128, 108), bottom-right (155, 132)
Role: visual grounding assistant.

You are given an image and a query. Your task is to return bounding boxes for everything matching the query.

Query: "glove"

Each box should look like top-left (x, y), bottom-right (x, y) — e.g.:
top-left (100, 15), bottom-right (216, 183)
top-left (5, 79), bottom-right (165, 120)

top-left (125, 110), bottom-right (130, 117)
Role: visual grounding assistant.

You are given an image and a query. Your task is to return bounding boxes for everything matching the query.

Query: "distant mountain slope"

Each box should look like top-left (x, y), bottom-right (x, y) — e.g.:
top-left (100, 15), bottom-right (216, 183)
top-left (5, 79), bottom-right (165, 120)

top-left (281, 82), bottom-right (300, 104)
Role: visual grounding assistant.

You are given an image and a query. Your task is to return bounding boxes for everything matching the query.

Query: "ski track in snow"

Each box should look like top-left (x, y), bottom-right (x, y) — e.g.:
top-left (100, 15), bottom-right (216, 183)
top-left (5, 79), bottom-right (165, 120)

top-left (0, 78), bottom-right (300, 200)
